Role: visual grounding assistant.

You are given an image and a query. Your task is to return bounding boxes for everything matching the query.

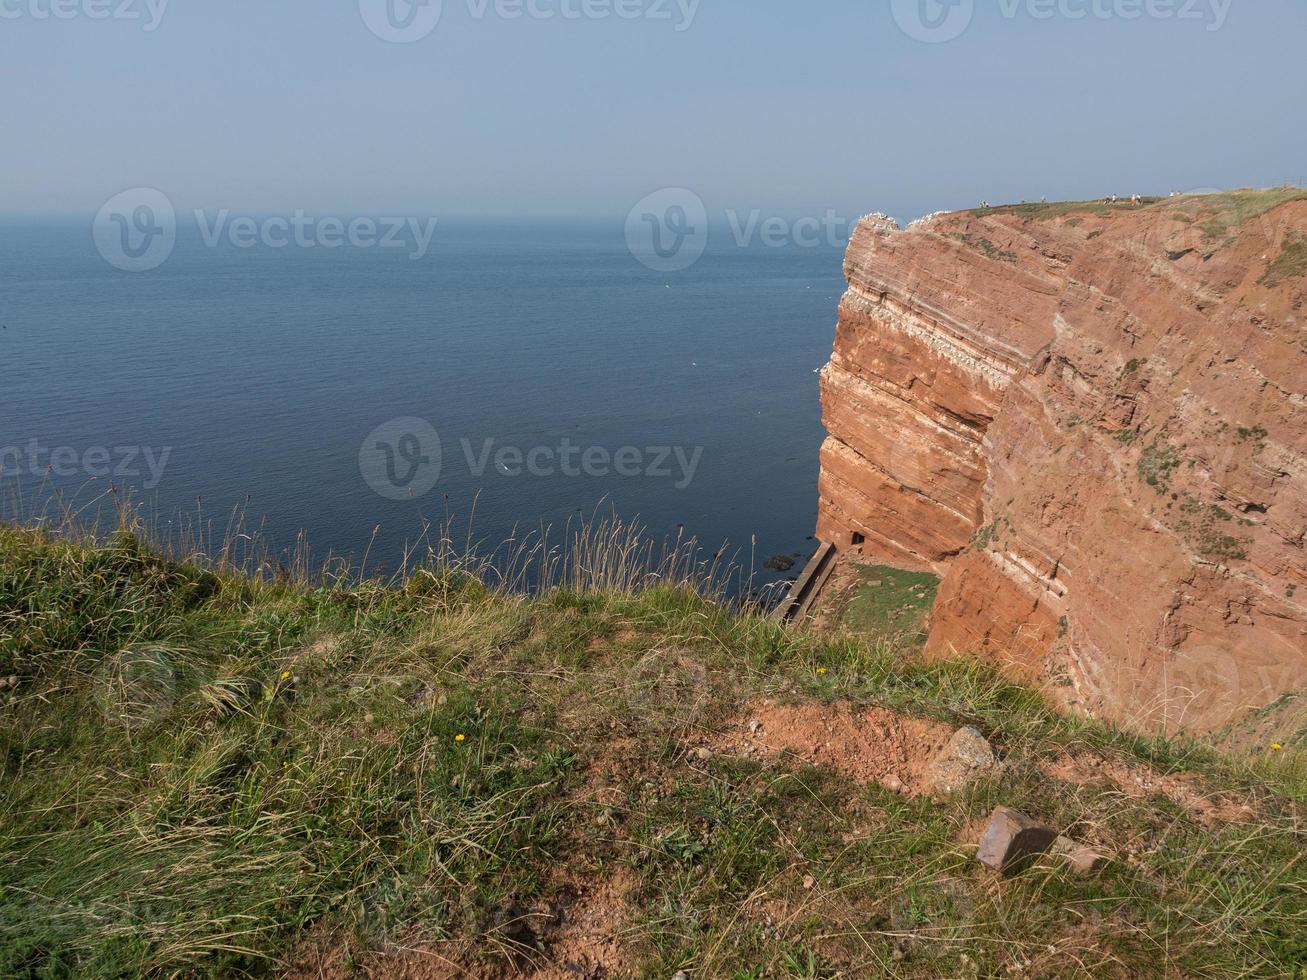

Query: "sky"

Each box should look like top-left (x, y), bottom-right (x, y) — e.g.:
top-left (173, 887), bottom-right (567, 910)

top-left (2, 0), bottom-right (1304, 223)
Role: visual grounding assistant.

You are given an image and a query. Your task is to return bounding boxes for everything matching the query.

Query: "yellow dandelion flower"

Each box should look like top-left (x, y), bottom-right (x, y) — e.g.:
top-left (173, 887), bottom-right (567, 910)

top-left (280, 670), bottom-right (291, 680)
top-left (1271, 743), bottom-right (1283, 751)
top-left (455, 734), bottom-right (466, 743)
top-left (816, 667), bottom-right (828, 675)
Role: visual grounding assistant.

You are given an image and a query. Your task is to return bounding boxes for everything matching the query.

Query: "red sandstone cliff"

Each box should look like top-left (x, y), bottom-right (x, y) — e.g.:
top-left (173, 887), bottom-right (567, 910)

top-left (818, 190), bottom-right (1307, 732)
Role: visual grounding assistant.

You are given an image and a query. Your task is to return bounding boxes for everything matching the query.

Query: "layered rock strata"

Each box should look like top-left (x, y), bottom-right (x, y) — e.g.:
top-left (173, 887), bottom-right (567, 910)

top-left (818, 192), bottom-right (1307, 731)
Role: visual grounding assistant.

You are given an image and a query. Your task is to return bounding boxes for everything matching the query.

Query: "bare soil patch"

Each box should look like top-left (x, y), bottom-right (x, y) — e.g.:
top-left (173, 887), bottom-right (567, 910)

top-left (531, 867), bottom-right (637, 979)
top-left (710, 699), bottom-right (954, 795)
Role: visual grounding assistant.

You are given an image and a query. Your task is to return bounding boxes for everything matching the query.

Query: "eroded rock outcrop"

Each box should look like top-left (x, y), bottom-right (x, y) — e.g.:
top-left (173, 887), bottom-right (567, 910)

top-left (818, 191), bottom-right (1307, 732)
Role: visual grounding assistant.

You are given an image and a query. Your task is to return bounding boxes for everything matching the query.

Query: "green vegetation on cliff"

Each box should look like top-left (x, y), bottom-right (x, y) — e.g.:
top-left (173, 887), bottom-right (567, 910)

top-left (971, 187), bottom-right (1307, 227)
top-left (1, 523), bottom-right (1304, 978)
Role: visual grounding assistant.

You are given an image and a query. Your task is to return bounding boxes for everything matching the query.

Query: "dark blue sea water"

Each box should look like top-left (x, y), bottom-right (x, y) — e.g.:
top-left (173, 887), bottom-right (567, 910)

top-left (0, 216), bottom-right (844, 582)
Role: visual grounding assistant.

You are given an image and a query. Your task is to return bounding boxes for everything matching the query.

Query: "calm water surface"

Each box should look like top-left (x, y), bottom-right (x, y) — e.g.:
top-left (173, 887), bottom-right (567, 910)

top-left (1, 217), bottom-right (844, 582)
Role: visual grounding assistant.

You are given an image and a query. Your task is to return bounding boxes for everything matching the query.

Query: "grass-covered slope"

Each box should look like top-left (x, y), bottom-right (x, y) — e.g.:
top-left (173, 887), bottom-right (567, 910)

top-left (971, 186), bottom-right (1307, 223)
top-left (1, 524), bottom-right (1304, 978)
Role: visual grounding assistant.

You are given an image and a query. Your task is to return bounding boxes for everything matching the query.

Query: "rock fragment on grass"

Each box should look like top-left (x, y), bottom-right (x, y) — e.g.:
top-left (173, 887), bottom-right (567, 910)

top-left (1051, 835), bottom-right (1107, 874)
top-left (976, 806), bottom-right (1057, 874)
top-left (921, 726), bottom-right (999, 797)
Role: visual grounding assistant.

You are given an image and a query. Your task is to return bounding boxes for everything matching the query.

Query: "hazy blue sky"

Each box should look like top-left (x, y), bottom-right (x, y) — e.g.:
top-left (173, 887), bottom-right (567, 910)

top-left (3, 0), bottom-right (1304, 221)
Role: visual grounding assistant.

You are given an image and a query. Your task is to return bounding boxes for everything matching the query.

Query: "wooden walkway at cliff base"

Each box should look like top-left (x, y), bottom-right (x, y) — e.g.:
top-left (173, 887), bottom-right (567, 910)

top-left (771, 541), bottom-right (837, 624)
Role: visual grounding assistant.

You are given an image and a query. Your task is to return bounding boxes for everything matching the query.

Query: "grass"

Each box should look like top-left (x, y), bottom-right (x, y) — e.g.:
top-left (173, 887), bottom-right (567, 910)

top-left (970, 197), bottom-right (1165, 220)
top-left (1258, 233), bottom-right (1307, 288)
top-left (1138, 436), bottom-right (1182, 495)
top-left (840, 564), bottom-right (941, 649)
top-left (1177, 498), bottom-right (1250, 562)
top-left (1181, 187), bottom-right (1307, 243)
top-left (948, 233), bottom-right (1017, 263)
top-left (2, 519), bottom-right (1305, 977)
top-left (970, 188), bottom-right (1307, 232)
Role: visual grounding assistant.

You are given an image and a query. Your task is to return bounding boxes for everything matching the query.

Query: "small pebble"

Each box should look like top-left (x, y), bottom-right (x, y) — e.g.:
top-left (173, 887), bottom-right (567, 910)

top-left (802, 874), bottom-right (816, 890)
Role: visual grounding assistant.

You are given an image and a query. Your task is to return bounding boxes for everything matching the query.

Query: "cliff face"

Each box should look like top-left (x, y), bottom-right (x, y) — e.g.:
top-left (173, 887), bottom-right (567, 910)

top-left (818, 191), bottom-right (1307, 732)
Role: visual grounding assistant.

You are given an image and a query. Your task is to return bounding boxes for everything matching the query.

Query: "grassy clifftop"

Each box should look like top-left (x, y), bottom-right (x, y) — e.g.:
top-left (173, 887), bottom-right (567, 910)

top-left (1, 524), bottom-right (1304, 978)
top-left (970, 186), bottom-right (1307, 223)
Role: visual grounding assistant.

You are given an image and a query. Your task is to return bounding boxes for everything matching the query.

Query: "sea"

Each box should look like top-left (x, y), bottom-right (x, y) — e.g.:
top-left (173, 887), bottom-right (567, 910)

top-left (0, 214), bottom-right (847, 586)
